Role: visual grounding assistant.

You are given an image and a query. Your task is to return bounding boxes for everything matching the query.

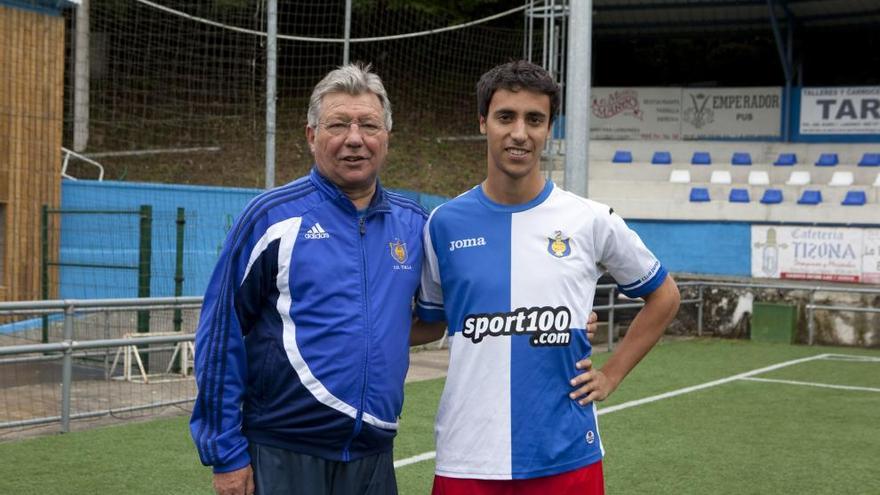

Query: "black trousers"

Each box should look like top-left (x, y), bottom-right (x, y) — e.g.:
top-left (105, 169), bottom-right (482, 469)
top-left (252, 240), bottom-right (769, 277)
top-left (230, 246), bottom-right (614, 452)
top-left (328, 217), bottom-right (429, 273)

top-left (249, 443), bottom-right (398, 495)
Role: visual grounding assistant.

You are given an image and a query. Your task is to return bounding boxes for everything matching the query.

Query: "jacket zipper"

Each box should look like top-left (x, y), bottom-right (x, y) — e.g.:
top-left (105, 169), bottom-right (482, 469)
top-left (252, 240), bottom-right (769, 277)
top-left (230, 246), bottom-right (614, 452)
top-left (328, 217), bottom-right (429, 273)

top-left (342, 214), bottom-right (371, 461)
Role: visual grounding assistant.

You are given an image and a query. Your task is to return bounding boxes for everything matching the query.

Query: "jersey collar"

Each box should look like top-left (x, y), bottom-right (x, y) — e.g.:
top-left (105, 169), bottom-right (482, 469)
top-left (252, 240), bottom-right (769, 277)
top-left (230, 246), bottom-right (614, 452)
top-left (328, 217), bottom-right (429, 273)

top-left (474, 179), bottom-right (554, 213)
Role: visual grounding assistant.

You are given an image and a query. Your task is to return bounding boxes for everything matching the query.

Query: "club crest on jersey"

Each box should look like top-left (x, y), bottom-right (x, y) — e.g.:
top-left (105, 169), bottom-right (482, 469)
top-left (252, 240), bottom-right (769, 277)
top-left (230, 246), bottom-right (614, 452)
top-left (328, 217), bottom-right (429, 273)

top-left (389, 239), bottom-right (408, 264)
top-left (389, 239), bottom-right (412, 270)
top-left (547, 231), bottom-right (571, 258)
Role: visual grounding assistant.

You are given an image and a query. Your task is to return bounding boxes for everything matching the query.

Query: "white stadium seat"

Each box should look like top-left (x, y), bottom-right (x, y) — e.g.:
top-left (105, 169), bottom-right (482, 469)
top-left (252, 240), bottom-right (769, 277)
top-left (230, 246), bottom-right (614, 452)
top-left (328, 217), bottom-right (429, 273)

top-left (786, 171), bottom-right (811, 186)
top-left (748, 171), bottom-right (770, 186)
top-left (710, 170), bottom-right (732, 184)
top-left (828, 171), bottom-right (854, 187)
top-left (669, 169), bottom-right (691, 184)
top-left (874, 173), bottom-right (880, 187)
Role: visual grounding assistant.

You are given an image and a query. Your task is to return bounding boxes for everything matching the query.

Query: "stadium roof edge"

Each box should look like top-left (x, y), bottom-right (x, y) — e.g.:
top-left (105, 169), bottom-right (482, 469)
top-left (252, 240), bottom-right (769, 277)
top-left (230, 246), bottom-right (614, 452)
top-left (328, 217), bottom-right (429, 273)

top-left (591, 0), bottom-right (880, 35)
top-left (0, 0), bottom-right (79, 17)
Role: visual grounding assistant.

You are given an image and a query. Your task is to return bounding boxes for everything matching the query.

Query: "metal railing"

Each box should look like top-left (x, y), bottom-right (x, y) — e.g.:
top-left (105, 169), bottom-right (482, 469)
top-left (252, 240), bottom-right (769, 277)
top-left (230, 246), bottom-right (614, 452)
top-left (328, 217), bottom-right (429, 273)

top-left (1, 280), bottom-right (877, 435)
top-left (689, 281), bottom-right (879, 345)
top-left (0, 297), bottom-right (200, 433)
top-left (594, 281), bottom-right (717, 350)
top-left (595, 280), bottom-right (880, 349)
top-left (61, 146), bottom-right (105, 181)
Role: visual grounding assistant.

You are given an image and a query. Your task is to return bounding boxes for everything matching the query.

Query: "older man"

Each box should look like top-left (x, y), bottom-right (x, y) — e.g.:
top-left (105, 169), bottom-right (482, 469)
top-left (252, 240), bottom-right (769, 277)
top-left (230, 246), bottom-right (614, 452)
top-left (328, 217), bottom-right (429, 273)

top-left (191, 63), bottom-right (598, 495)
top-left (191, 63), bottom-right (438, 495)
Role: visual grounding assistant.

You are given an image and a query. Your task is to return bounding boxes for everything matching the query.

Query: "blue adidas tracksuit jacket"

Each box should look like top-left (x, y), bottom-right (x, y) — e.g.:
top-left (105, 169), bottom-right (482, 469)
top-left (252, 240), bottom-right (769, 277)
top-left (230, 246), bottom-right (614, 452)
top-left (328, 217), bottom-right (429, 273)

top-left (190, 168), bottom-right (427, 473)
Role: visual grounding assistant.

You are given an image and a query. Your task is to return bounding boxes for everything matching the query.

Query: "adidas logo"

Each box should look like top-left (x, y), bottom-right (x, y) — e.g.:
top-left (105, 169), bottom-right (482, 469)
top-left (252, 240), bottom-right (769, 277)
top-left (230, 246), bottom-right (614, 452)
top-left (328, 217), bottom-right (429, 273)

top-left (303, 223), bottom-right (330, 240)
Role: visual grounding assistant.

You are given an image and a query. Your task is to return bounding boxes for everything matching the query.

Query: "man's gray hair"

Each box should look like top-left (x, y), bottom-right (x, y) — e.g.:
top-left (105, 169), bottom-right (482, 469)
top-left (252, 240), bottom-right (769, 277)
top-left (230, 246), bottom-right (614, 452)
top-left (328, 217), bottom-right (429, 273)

top-left (307, 63), bottom-right (392, 132)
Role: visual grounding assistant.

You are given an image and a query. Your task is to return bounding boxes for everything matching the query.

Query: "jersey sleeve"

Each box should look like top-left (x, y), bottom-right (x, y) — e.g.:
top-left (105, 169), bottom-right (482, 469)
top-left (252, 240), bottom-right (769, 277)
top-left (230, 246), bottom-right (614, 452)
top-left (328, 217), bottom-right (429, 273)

top-left (594, 207), bottom-right (667, 298)
top-left (416, 214), bottom-right (446, 322)
top-left (190, 211), bottom-right (272, 474)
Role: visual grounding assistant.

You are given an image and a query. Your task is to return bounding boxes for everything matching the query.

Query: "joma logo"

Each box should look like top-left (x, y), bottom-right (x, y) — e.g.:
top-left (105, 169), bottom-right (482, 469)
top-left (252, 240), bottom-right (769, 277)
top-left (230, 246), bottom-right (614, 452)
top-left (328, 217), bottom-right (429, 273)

top-left (449, 236), bottom-right (487, 252)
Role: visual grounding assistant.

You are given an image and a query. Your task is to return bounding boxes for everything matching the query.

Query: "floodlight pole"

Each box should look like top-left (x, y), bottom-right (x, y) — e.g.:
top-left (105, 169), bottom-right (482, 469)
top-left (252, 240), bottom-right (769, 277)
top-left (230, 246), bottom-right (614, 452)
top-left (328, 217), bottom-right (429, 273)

top-left (564, 0), bottom-right (591, 197)
top-left (73, 0), bottom-right (90, 152)
top-left (526, 0), bottom-right (535, 61)
top-left (265, 0), bottom-right (277, 189)
top-left (343, 0), bottom-right (352, 64)
top-left (767, 0), bottom-right (793, 142)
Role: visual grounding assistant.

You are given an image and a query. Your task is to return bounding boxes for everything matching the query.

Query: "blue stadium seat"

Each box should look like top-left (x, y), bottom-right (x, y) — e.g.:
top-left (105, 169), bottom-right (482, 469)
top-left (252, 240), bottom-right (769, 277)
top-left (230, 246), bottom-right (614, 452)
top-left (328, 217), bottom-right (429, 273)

top-left (729, 188), bottom-right (750, 203)
top-left (815, 153), bottom-right (838, 167)
top-left (612, 150), bottom-right (633, 163)
top-left (731, 152), bottom-right (752, 165)
top-left (797, 190), bottom-right (823, 205)
top-left (691, 151), bottom-right (711, 165)
top-left (760, 189), bottom-right (783, 204)
top-left (858, 153), bottom-right (880, 166)
top-left (652, 151), bottom-right (672, 165)
top-left (841, 190), bottom-right (867, 206)
top-left (689, 187), bottom-right (710, 202)
top-left (773, 153), bottom-right (796, 166)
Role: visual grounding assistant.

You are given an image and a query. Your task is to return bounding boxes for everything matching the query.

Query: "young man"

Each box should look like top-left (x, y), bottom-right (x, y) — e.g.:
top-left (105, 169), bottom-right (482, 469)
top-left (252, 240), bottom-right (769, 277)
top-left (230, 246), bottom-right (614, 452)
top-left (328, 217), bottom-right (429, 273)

top-left (416, 61), bottom-right (681, 494)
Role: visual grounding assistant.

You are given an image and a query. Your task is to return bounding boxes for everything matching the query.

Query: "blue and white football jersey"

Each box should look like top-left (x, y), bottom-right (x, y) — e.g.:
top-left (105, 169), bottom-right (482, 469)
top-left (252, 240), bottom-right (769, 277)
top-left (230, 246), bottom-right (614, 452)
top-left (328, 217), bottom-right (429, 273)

top-left (416, 180), bottom-right (667, 480)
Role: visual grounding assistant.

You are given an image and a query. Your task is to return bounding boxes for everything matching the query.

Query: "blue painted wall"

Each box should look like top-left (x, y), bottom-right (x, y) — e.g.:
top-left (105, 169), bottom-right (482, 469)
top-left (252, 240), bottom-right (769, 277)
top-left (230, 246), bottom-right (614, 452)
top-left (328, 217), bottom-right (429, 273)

top-left (58, 181), bottom-right (753, 299)
top-left (58, 180), bottom-right (451, 299)
top-left (60, 180), bottom-right (261, 299)
top-left (628, 221), bottom-right (752, 276)
top-left (59, 181), bottom-right (757, 299)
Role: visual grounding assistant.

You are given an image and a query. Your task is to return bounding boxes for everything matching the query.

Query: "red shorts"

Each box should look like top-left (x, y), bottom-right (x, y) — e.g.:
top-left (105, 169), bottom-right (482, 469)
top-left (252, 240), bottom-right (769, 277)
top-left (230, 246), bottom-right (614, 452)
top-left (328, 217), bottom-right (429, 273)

top-left (431, 461), bottom-right (604, 495)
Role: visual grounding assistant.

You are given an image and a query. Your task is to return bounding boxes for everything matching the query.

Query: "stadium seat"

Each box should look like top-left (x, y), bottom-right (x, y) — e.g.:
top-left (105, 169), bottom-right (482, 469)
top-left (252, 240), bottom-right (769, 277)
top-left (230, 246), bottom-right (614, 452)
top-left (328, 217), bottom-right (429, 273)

top-left (797, 190), bottom-right (822, 205)
top-left (785, 171), bottom-right (811, 186)
top-left (874, 173), bottom-right (880, 187)
top-left (760, 189), bottom-right (783, 204)
top-left (773, 153), bottom-right (797, 166)
top-left (710, 170), bottom-right (732, 184)
top-left (691, 151), bottom-right (711, 165)
top-left (858, 153), bottom-right (880, 166)
top-left (689, 187), bottom-right (710, 202)
top-left (828, 171), bottom-right (854, 187)
top-left (729, 188), bottom-right (750, 203)
top-left (669, 169), bottom-right (691, 183)
top-left (815, 153), bottom-right (838, 166)
top-left (748, 171), bottom-right (770, 186)
top-left (652, 151), bottom-right (672, 165)
top-left (841, 190), bottom-right (866, 206)
top-left (731, 152), bottom-right (752, 165)
top-left (612, 150), bottom-right (633, 163)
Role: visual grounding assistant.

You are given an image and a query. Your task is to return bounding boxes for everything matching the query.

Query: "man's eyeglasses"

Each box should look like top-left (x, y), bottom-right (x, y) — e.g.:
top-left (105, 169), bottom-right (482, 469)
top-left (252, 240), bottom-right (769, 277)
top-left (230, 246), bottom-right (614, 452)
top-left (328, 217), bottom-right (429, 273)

top-left (320, 119), bottom-right (385, 136)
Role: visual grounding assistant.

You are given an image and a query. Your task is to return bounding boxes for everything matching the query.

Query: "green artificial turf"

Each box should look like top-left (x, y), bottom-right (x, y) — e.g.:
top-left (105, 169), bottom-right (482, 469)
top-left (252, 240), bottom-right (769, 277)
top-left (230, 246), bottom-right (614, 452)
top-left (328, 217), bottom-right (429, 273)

top-left (0, 339), bottom-right (877, 495)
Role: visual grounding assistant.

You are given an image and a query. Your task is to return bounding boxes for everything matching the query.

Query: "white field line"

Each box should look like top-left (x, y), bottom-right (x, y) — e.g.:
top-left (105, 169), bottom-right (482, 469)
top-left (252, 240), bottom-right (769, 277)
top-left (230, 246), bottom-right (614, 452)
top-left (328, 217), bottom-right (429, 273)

top-left (394, 451), bottom-right (437, 469)
top-left (741, 377), bottom-right (880, 393)
top-left (596, 353), bottom-right (829, 415)
top-left (393, 353), bottom-right (831, 469)
top-left (820, 354), bottom-right (880, 363)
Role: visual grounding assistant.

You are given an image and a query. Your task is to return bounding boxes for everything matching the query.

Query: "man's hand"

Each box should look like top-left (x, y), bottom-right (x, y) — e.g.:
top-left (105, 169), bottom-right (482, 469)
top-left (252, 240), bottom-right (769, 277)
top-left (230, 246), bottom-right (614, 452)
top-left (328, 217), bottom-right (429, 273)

top-left (410, 318), bottom-right (447, 346)
top-left (586, 311), bottom-right (598, 341)
top-left (213, 465), bottom-right (254, 495)
top-left (569, 311), bottom-right (605, 404)
top-left (568, 358), bottom-right (618, 406)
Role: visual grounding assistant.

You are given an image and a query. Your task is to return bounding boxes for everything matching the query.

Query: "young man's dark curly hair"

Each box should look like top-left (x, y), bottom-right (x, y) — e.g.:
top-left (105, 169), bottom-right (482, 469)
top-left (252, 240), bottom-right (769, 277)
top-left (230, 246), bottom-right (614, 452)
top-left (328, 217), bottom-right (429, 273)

top-left (475, 60), bottom-right (561, 125)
